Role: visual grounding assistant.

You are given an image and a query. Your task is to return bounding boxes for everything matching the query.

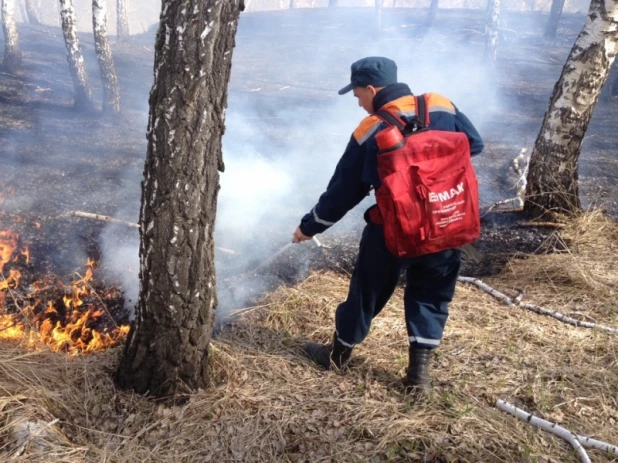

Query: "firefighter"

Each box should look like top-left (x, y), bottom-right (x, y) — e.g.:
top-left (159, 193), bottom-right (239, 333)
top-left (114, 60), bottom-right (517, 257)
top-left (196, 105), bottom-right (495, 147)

top-left (292, 57), bottom-right (484, 395)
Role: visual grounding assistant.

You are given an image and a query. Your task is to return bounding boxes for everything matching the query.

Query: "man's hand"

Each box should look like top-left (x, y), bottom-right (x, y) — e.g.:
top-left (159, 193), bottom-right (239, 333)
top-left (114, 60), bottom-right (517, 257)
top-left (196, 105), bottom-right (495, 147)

top-left (292, 227), bottom-right (312, 243)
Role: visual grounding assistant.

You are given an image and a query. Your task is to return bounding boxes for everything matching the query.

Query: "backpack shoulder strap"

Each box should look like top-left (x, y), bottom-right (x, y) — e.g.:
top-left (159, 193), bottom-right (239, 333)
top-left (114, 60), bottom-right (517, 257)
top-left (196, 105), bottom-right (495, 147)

top-left (415, 94), bottom-right (430, 128)
top-left (375, 109), bottom-right (406, 131)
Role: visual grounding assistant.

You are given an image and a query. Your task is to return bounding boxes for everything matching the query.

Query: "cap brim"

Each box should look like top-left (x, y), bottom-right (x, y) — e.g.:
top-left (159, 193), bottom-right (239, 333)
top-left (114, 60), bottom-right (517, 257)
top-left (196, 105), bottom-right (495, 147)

top-left (338, 83), bottom-right (354, 95)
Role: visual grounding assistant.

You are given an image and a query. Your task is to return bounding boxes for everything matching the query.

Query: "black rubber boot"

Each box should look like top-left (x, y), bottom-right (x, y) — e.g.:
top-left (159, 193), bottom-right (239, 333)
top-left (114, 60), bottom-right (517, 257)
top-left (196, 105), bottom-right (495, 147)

top-left (302, 333), bottom-right (353, 370)
top-left (403, 347), bottom-right (432, 396)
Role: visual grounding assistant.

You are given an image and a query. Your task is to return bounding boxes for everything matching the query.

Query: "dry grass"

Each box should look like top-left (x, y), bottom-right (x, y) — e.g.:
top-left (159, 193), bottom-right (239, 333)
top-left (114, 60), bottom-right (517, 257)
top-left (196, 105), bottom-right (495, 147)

top-left (1, 212), bottom-right (618, 462)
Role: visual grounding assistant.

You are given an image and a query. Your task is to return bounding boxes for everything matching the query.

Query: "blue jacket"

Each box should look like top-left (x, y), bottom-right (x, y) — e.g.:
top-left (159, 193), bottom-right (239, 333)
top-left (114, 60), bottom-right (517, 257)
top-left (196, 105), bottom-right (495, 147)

top-left (299, 83), bottom-right (484, 237)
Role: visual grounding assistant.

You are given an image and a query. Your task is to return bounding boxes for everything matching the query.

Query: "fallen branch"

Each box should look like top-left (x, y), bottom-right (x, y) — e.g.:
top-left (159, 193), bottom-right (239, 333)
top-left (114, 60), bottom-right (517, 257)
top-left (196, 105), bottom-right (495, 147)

top-left (63, 211), bottom-right (236, 254)
top-left (496, 400), bottom-right (591, 463)
top-left (516, 222), bottom-right (565, 228)
top-left (484, 149), bottom-right (529, 214)
top-left (574, 434), bottom-right (618, 456)
top-left (457, 276), bottom-right (515, 308)
top-left (484, 197), bottom-right (523, 215)
top-left (457, 277), bottom-right (618, 335)
top-left (64, 211), bottom-right (139, 228)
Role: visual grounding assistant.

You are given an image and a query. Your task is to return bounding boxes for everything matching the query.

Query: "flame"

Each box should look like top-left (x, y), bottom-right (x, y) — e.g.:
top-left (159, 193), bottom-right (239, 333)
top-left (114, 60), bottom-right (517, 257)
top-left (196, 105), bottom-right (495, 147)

top-left (0, 269), bottom-right (22, 292)
top-left (0, 230), bottom-right (19, 273)
top-left (0, 231), bottom-right (129, 355)
top-left (34, 307), bottom-right (128, 354)
top-left (21, 247), bottom-right (30, 264)
top-left (63, 258), bottom-right (95, 309)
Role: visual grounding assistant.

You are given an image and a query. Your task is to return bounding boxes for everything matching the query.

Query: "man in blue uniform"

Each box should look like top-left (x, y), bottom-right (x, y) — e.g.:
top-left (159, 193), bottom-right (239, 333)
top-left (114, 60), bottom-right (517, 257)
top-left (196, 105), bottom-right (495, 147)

top-left (292, 57), bottom-right (483, 394)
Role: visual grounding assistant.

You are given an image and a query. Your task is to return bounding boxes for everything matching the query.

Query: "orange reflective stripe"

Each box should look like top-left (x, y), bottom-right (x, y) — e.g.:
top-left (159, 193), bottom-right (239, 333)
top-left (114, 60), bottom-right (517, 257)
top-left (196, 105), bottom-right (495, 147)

top-left (353, 115), bottom-right (382, 145)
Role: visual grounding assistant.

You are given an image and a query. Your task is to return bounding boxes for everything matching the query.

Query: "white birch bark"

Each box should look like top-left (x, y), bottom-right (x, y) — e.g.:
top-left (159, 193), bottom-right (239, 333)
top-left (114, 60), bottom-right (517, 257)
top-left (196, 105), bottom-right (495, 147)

top-left (376, 0), bottom-right (384, 35)
top-left (497, 401), bottom-right (592, 463)
top-left (18, 0), bottom-right (27, 23)
top-left (525, 0), bottom-right (618, 217)
top-left (425, 0), bottom-right (439, 29)
top-left (483, 0), bottom-right (500, 61)
top-left (116, 0), bottom-right (129, 40)
top-left (59, 0), bottom-right (94, 110)
top-left (2, 0), bottom-right (22, 73)
top-left (24, 0), bottom-right (40, 24)
top-left (93, 0), bottom-right (121, 112)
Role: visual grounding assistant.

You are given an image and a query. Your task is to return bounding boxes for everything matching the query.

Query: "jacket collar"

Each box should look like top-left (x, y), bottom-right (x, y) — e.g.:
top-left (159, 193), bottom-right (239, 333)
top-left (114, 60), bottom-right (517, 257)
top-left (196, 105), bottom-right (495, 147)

top-left (372, 83), bottom-right (413, 113)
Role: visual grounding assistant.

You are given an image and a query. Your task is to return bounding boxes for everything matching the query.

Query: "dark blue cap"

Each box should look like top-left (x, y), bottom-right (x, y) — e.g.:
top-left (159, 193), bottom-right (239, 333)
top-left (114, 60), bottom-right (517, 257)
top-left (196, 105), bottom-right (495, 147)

top-left (338, 57), bottom-right (398, 95)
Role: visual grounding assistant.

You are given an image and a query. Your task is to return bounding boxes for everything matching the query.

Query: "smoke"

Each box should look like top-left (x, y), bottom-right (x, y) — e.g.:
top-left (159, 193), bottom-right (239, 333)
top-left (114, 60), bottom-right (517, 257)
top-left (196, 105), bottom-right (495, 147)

top-left (101, 7), bottom-right (504, 320)
top-left (4, 5), bottom-right (591, 322)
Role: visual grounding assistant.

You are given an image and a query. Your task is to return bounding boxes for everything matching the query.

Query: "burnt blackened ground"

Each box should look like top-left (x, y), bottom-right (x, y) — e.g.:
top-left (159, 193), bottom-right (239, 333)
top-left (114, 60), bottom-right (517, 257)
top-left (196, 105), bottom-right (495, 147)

top-left (1, 9), bottom-right (618, 321)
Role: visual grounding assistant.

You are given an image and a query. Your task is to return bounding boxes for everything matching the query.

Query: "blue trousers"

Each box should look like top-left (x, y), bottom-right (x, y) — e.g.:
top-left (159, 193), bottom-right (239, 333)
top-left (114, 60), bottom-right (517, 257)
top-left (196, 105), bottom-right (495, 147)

top-left (335, 223), bottom-right (461, 349)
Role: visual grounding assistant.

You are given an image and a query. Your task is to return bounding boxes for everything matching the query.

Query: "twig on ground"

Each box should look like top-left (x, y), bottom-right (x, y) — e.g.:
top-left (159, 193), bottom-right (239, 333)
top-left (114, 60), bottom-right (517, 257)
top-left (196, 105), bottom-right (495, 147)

top-left (228, 303), bottom-right (274, 318)
top-left (484, 148), bottom-right (529, 215)
top-left (457, 276), bottom-right (618, 335)
top-left (484, 197), bottom-right (523, 215)
top-left (496, 400), bottom-right (591, 463)
top-left (64, 211), bottom-right (140, 228)
top-left (517, 222), bottom-right (565, 228)
top-left (564, 312), bottom-right (597, 323)
top-left (574, 434), bottom-right (618, 456)
top-left (457, 276), bottom-right (515, 308)
top-left (62, 210), bottom-right (236, 254)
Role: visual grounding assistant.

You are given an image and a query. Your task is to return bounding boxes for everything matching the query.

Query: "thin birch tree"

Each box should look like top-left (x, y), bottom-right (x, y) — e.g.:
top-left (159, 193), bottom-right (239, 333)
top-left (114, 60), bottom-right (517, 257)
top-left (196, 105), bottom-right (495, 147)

top-left (376, 0), bottom-right (384, 35)
top-left (60, 0), bottom-right (94, 110)
top-left (2, 0), bottom-right (22, 73)
top-left (18, 0), bottom-right (27, 23)
top-left (116, 0), bottom-right (129, 40)
top-left (416, 0), bottom-right (439, 38)
top-left (115, 0), bottom-right (245, 397)
top-left (24, 0), bottom-right (40, 24)
top-left (483, 0), bottom-right (500, 61)
top-left (92, 0), bottom-right (120, 112)
top-left (425, 0), bottom-right (439, 30)
top-left (524, 0), bottom-right (618, 217)
top-left (544, 0), bottom-right (565, 40)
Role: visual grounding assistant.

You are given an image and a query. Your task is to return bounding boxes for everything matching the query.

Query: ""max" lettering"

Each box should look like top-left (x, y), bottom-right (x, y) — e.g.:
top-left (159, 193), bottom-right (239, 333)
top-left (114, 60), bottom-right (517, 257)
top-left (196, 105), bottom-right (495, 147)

top-left (428, 183), bottom-right (465, 203)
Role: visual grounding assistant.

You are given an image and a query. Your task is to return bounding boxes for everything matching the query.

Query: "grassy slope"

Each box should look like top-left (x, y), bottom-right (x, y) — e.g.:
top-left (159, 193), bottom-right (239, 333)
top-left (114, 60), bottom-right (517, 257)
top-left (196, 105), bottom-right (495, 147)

top-left (1, 213), bottom-right (617, 462)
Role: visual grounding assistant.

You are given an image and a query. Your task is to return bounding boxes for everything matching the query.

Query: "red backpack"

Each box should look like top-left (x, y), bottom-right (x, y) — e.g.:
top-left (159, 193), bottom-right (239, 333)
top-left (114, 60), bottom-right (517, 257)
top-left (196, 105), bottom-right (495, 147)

top-left (369, 94), bottom-right (480, 258)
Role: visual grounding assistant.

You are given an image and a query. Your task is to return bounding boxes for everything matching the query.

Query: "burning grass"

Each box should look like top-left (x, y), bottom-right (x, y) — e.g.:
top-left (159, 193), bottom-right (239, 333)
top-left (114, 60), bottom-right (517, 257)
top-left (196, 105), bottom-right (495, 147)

top-left (1, 227), bottom-right (130, 355)
top-left (1, 212), bottom-right (618, 462)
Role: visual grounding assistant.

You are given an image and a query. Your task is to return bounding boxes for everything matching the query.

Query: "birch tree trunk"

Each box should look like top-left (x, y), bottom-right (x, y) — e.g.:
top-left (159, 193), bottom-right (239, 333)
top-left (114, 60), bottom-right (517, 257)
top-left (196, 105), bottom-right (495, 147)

top-left (2, 0), bottom-right (22, 73)
top-left (544, 0), bottom-right (565, 40)
top-left (116, 0), bottom-right (129, 40)
top-left (483, 0), bottom-right (500, 61)
top-left (425, 0), bottom-right (439, 29)
top-left (24, 0), bottom-right (40, 24)
top-left (92, 0), bottom-right (120, 112)
top-left (376, 0), bottom-right (384, 35)
top-left (18, 0), bottom-right (27, 23)
top-left (60, 0), bottom-right (94, 110)
top-left (115, 0), bottom-right (244, 397)
top-left (524, 0), bottom-right (618, 218)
